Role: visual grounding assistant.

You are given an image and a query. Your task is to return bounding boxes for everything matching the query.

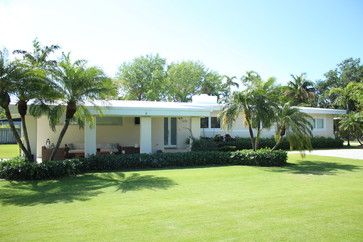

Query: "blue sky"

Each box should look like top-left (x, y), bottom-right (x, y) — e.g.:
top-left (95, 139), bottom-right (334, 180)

top-left (0, 0), bottom-right (362, 83)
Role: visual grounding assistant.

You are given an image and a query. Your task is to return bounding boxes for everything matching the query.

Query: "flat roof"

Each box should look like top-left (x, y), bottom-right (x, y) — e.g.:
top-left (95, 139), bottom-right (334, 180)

top-left (10, 99), bottom-right (346, 117)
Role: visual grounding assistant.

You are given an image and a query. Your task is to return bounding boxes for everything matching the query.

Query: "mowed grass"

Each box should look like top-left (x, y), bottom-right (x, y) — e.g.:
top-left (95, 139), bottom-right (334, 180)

top-left (0, 154), bottom-right (362, 241)
top-left (0, 144), bottom-right (19, 159)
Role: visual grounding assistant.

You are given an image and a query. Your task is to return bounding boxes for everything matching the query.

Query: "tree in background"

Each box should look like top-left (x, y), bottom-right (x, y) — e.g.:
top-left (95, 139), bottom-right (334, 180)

top-left (220, 75), bottom-right (239, 102)
top-left (328, 82), bottom-right (361, 113)
top-left (165, 61), bottom-right (205, 102)
top-left (316, 58), bottom-right (363, 108)
top-left (116, 54), bottom-right (166, 101)
top-left (285, 73), bottom-right (315, 106)
top-left (31, 53), bottom-right (116, 160)
top-left (165, 61), bottom-right (226, 102)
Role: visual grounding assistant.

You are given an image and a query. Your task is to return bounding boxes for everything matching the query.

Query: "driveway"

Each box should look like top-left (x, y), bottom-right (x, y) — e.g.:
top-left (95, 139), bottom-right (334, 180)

top-left (289, 149), bottom-right (363, 160)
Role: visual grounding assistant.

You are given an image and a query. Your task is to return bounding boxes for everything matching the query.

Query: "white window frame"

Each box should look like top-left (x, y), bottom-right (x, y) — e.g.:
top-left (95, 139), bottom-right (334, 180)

top-left (203, 116), bottom-right (221, 131)
top-left (312, 118), bottom-right (325, 130)
top-left (164, 117), bottom-right (177, 148)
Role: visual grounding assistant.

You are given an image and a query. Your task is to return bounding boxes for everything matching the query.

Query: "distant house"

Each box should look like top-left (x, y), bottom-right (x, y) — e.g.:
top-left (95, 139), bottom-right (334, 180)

top-left (10, 95), bottom-right (345, 160)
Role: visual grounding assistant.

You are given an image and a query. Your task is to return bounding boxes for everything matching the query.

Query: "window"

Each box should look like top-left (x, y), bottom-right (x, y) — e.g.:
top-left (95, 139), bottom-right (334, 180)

top-left (164, 117), bottom-right (177, 146)
top-left (211, 117), bottom-right (220, 128)
top-left (312, 118), bottom-right (324, 129)
top-left (134, 117), bottom-right (140, 125)
top-left (96, 117), bottom-right (123, 125)
top-left (200, 117), bottom-right (209, 128)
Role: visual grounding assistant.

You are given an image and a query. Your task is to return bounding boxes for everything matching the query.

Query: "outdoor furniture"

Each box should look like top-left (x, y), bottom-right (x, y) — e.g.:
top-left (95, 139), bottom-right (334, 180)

top-left (118, 146), bottom-right (140, 154)
top-left (42, 146), bottom-right (67, 161)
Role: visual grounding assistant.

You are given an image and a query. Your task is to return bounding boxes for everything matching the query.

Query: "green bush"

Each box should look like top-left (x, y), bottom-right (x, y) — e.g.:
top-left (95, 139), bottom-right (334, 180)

top-left (0, 157), bottom-right (82, 180)
top-left (192, 136), bottom-right (343, 151)
top-left (0, 150), bottom-right (287, 180)
top-left (81, 149), bottom-right (287, 172)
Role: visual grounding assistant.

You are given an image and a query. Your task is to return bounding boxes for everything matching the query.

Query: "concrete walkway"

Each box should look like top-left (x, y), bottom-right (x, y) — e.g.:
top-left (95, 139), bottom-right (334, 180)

top-left (289, 149), bottom-right (363, 160)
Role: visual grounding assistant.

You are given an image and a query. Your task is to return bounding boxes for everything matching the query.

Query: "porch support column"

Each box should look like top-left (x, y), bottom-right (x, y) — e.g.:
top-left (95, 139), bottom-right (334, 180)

top-left (191, 117), bottom-right (201, 139)
top-left (140, 117), bottom-right (152, 153)
top-left (84, 117), bottom-right (96, 157)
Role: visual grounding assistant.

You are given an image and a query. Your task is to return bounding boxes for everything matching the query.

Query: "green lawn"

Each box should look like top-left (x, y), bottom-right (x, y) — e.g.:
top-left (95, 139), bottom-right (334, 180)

top-left (0, 144), bottom-right (19, 159)
top-left (0, 154), bottom-right (362, 241)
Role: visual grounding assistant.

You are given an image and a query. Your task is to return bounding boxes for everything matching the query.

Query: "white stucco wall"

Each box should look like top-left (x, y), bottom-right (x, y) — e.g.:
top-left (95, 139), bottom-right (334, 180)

top-left (201, 112), bottom-right (336, 139)
top-left (151, 116), bottom-right (192, 152)
top-left (24, 115), bottom-right (38, 158)
top-left (31, 110), bottom-right (337, 159)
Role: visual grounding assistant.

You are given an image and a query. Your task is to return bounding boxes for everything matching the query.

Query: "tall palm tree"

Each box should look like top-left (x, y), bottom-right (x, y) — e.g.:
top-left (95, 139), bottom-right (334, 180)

top-left (220, 91), bottom-right (255, 149)
top-left (272, 103), bottom-right (313, 151)
top-left (223, 75), bottom-right (239, 90)
top-left (249, 77), bottom-right (279, 149)
top-left (220, 72), bottom-right (278, 150)
top-left (32, 53), bottom-right (116, 160)
top-left (9, 40), bottom-right (60, 161)
top-left (0, 50), bottom-right (33, 161)
top-left (13, 39), bottom-right (60, 69)
top-left (285, 73), bottom-right (315, 105)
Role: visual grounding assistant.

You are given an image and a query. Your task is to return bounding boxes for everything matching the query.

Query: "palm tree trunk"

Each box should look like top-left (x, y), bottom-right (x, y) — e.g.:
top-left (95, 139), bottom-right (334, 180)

top-left (4, 107), bottom-right (33, 161)
top-left (49, 119), bottom-right (71, 161)
top-left (246, 120), bottom-right (255, 150)
top-left (20, 115), bottom-right (31, 155)
top-left (255, 127), bottom-right (261, 150)
top-left (18, 100), bottom-right (31, 155)
top-left (272, 136), bottom-right (283, 150)
top-left (347, 133), bottom-right (351, 147)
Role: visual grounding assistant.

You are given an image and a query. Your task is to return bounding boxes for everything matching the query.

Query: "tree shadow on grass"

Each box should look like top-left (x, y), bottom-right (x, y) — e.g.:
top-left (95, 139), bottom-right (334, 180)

top-left (269, 160), bottom-right (361, 175)
top-left (0, 172), bottom-right (177, 206)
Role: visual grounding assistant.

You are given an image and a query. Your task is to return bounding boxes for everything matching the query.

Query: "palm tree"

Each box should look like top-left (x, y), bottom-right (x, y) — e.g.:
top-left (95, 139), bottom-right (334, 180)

top-left (0, 50), bottom-right (33, 161)
top-left (220, 75), bottom-right (239, 102)
top-left (329, 82), bottom-right (361, 113)
top-left (339, 112), bottom-right (363, 146)
top-left (272, 103), bottom-right (313, 151)
top-left (32, 53), bottom-right (116, 160)
top-left (8, 40), bottom-right (60, 161)
top-left (285, 73), bottom-right (315, 105)
top-left (220, 91), bottom-right (255, 149)
top-left (224, 75), bottom-right (239, 88)
top-left (249, 77), bottom-right (279, 149)
top-left (220, 72), bottom-right (278, 150)
top-left (9, 65), bottom-right (47, 157)
top-left (13, 39), bottom-right (60, 69)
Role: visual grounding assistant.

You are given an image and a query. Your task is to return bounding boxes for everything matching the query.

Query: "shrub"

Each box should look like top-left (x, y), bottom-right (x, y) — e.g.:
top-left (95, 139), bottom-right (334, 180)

top-left (81, 149), bottom-right (287, 172)
top-left (192, 136), bottom-right (343, 151)
top-left (0, 157), bottom-right (82, 180)
top-left (0, 150), bottom-right (287, 180)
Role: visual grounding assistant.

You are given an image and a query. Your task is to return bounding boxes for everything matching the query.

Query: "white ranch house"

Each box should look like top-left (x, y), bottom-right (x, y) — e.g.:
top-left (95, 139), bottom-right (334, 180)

top-left (13, 95), bottom-right (345, 160)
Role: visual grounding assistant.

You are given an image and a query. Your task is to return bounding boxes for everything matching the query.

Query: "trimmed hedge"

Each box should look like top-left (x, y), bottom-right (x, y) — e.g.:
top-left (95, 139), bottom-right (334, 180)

top-left (0, 150), bottom-right (287, 180)
top-left (81, 149), bottom-right (287, 172)
top-left (191, 136), bottom-right (344, 152)
top-left (0, 157), bottom-right (82, 180)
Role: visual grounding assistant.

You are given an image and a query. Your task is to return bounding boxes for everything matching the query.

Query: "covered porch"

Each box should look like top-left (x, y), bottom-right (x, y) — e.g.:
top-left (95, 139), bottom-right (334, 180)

top-left (32, 114), bottom-right (203, 160)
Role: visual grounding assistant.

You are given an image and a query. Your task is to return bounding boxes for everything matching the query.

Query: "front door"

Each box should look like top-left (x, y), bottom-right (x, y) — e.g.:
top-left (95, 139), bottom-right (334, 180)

top-left (164, 117), bottom-right (177, 148)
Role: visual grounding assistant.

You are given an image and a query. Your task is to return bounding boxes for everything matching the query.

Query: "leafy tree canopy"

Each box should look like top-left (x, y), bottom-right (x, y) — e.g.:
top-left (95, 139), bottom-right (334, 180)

top-left (316, 58), bottom-right (363, 108)
top-left (116, 54), bottom-right (166, 101)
